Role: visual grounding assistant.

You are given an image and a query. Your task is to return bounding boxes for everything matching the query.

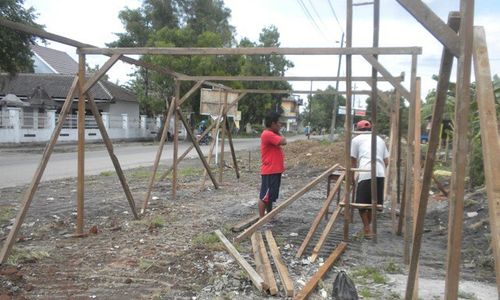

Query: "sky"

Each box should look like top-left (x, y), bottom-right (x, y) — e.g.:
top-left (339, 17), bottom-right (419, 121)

top-left (23, 0), bottom-right (500, 109)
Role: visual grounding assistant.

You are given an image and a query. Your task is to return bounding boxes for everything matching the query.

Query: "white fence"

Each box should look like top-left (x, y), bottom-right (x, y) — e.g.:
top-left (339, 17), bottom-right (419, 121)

top-left (0, 107), bottom-right (185, 144)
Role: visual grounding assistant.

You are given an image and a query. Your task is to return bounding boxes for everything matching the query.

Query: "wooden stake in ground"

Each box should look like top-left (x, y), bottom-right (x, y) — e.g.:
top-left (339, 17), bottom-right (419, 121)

top-left (235, 164), bottom-right (340, 243)
top-left (251, 232), bottom-right (278, 295)
top-left (265, 230), bottom-right (294, 297)
top-left (215, 230), bottom-right (268, 292)
top-left (294, 242), bottom-right (347, 300)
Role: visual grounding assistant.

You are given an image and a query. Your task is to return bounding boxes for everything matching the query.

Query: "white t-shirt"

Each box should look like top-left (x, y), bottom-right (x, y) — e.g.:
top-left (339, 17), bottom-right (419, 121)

top-left (350, 133), bottom-right (389, 182)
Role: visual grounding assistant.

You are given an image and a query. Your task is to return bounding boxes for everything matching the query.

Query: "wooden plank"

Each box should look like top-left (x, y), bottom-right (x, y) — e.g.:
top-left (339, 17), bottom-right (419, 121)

top-left (0, 77), bottom-right (79, 264)
top-left (223, 89), bottom-right (372, 95)
top-left (265, 230), bottom-right (295, 297)
top-left (444, 1), bottom-right (474, 298)
top-left (235, 164), bottom-right (340, 243)
top-left (215, 230), bottom-right (267, 292)
top-left (396, 1), bottom-right (460, 57)
top-left (310, 205), bottom-right (342, 262)
top-left (218, 93), bottom-right (228, 183)
top-left (86, 94), bottom-right (138, 219)
top-left (177, 75), bottom-right (404, 82)
top-left (403, 13), bottom-right (458, 291)
top-left (176, 109), bottom-right (219, 189)
top-left (296, 172), bottom-right (345, 258)
top-left (362, 54), bottom-right (411, 100)
top-left (254, 232), bottom-right (278, 295)
top-left (78, 46), bottom-right (422, 56)
top-left (343, 0), bottom-right (353, 242)
top-left (172, 80), bottom-right (180, 199)
top-left (232, 215), bottom-right (260, 232)
top-left (294, 242), bottom-right (347, 300)
top-left (472, 25), bottom-right (500, 295)
top-left (251, 233), bottom-right (265, 283)
top-left (76, 54), bottom-right (86, 236)
top-left (200, 106), bottom-right (224, 190)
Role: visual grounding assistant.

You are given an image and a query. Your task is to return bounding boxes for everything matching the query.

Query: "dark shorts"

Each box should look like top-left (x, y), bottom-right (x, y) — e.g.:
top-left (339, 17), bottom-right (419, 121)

top-left (260, 174), bottom-right (282, 203)
top-left (355, 178), bottom-right (384, 205)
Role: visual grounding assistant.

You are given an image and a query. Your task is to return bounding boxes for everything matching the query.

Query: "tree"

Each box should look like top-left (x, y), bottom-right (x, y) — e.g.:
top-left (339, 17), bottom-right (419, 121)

top-left (301, 85), bottom-right (346, 132)
top-left (0, 0), bottom-right (42, 75)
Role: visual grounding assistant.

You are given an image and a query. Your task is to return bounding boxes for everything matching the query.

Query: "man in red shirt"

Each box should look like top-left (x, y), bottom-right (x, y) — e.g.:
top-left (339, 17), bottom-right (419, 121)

top-left (259, 112), bottom-right (287, 217)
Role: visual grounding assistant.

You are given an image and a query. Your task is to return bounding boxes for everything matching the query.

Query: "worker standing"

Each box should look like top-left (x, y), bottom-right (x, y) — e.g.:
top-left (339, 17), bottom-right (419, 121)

top-left (258, 112), bottom-right (287, 218)
top-left (350, 120), bottom-right (389, 238)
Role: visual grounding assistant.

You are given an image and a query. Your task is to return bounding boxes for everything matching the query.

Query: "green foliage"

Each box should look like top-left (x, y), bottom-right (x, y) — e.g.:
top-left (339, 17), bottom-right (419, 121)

top-left (301, 85), bottom-right (346, 132)
top-left (0, 0), bottom-right (43, 75)
top-left (192, 232), bottom-right (223, 251)
top-left (7, 247), bottom-right (50, 265)
top-left (351, 266), bottom-right (388, 284)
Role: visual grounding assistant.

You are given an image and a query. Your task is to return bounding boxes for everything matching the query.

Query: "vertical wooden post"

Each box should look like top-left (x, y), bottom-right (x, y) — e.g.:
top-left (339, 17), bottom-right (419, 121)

top-left (403, 54), bottom-right (418, 265)
top-left (445, 1), bottom-right (474, 298)
top-left (404, 12), bottom-right (460, 300)
top-left (225, 120), bottom-right (240, 179)
top-left (413, 78), bottom-right (422, 219)
top-left (389, 92), bottom-right (400, 234)
top-left (200, 106), bottom-right (224, 190)
top-left (343, 0), bottom-right (353, 242)
top-left (0, 77), bottom-right (79, 263)
top-left (172, 80), bottom-right (180, 199)
top-left (219, 92), bottom-right (228, 183)
top-left (473, 25), bottom-right (500, 295)
top-left (76, 53), bottom-right (86, 236)
top-left (370, 0), bottom-right (380, 242)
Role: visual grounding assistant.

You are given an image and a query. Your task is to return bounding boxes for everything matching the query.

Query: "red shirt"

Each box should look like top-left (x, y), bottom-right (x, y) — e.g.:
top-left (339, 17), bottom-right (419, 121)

top-left (260, 129), bottom-right (285, 175)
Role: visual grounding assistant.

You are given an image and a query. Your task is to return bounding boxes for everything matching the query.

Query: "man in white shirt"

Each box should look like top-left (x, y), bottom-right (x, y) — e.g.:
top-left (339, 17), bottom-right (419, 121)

top-left (350, 120), bottom-right (389, 238)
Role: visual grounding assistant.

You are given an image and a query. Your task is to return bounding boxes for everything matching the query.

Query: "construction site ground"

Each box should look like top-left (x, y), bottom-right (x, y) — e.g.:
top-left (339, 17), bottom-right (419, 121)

top-left (0, 138), bottom-right (496, 299)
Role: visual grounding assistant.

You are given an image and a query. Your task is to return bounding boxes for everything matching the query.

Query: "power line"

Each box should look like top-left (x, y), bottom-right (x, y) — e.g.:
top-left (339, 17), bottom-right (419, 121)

top-left (296, 0), bottom-right (328, 39)
top-left (326, 0), bottom-right (345, 33)
top-left (306, 0), bottom-right (328, 30)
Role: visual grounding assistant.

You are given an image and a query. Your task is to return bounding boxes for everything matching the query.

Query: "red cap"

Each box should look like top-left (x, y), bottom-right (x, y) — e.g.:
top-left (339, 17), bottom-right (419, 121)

top-left (356, 120), bottom-right (371, 130)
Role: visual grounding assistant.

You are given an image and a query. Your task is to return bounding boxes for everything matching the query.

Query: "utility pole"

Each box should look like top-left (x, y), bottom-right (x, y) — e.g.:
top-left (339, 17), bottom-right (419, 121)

top-left (329, 32), bottom-right (345, 141)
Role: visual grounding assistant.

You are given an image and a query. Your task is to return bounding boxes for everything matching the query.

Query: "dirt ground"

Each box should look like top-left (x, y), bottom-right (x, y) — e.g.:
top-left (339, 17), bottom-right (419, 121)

top-left (0, 139), bottom-right (496, 299)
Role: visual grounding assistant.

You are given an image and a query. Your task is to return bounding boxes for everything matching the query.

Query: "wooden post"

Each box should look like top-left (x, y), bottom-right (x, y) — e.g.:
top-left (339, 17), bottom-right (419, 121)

top-left (252, 232), bottom-right (278, 295)
top-left (172, 80), bottom-right (180, 199)
top-left (200, 106), bottom-right (224, 190)
top-left (141, 81), bottom-right (204, 212)
top-left (235, 164), bottom-right (339, 243)
top-left (404, 14), bottom-right (459, 299)
top-left (413, 78), bottom-right (422, 221)
top-left (343, 0), bottom-right (353, 242)
top-left (219, 92), bottom-right (228, 183)
top-left (0, 77), bottom-right (79, 263)
top-left (176, 108), bottom-right (219, 189)
top-left (370, 0), bottom-right (380, 243)
top-left (87, 94), bottom-right (138, 219)
top-left (388, 93), bottom-right (400, 234)
top-left (403, 54), bottom-right (418, 265)
top-left (76, 53), bottom-right (86, 236)
top-left (472, 25), bottom-right (500, 295)
top-left (445, 1), bottom-right (474, 298)
top-left (225, 120), bottom-right (240, 179)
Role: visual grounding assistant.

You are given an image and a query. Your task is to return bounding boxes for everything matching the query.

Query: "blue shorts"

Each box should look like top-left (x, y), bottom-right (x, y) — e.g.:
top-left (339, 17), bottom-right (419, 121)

top-left (259, 174), bottom-right (282, 203)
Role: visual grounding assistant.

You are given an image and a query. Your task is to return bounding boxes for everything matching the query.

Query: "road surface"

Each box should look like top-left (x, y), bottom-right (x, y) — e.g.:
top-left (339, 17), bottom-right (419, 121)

top-left (0, 135), bottom-right (310, 188)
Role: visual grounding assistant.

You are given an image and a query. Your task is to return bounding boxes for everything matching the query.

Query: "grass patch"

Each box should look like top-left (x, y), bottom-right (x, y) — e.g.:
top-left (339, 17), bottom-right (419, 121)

top-left (149, 215), bottom-right (166, 229)
top-left (139, 258), bottom-right (155, 271)
top-left (164, 167), bottom-right (203, 179)
top-left (7, 248), bottom-right (50, 265)
top-left (192, 232), bottom-right (223, 251)
top-left (358, 287), bottom-right (373, 298)
top-left (0, 206), bottom-right (13, 224)
top-left (352, 266), bottom-right (389, 284)
top-left (129, 169), bottom-right (152, 179)
top-left (100, 170), bottom-right (114, 176)
top-left (384, 259), bottom-right (403, 274)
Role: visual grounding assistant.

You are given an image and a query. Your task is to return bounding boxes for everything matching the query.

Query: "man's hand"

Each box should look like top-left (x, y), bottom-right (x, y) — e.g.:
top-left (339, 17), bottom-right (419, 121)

top-left (279, 137), bottom-right (287, 145)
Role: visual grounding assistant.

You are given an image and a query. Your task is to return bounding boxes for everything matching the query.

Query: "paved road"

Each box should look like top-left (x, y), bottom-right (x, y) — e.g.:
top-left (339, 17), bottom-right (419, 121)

top-left (0, 135), bottom-right (311, 188)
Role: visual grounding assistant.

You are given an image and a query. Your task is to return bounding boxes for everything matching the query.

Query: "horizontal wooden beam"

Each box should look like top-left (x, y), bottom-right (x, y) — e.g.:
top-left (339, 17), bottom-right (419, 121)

top-left (224, 89), bottom-right (372, 95)
top-left (396, 1), bottom-right (460, 57)
top-left (78, 47), bottom-right (422, 56)
top-left (177, 75), bottom-right (404, 82)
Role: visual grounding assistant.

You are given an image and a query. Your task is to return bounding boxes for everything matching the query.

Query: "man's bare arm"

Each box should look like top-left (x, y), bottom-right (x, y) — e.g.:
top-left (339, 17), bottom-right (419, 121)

top-left (279, 137), bottom-right (287, 145)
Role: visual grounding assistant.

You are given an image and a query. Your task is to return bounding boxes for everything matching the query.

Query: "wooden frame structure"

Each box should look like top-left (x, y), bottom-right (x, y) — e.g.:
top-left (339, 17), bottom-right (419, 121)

top-left (1, 0), bottom-right (498, 298)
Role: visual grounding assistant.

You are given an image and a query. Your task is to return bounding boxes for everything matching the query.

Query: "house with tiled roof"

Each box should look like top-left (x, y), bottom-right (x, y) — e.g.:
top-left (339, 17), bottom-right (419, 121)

top-left (0, 45), bottom-right (159, 143)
